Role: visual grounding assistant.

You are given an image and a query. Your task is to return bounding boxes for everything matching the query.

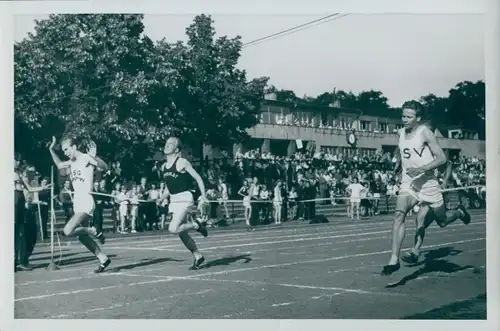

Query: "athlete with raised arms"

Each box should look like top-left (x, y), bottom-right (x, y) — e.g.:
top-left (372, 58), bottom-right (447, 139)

top-left (49, 136), bottom-right (111, 273)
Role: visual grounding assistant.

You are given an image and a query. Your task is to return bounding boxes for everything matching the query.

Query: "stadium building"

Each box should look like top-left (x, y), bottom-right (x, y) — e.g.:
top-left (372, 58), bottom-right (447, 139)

top-left (193, 93), bottom-right (485, 161)
top-left (238, 93), bottom-right (485, 159)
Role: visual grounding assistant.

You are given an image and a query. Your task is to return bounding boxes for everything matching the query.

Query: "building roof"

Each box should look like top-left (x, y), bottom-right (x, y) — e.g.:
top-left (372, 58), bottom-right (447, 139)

top-left (262, 99), bottom-right (401, 120)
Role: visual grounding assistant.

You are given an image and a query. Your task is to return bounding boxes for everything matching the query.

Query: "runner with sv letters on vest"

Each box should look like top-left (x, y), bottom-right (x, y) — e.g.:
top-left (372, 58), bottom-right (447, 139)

top-left (381, 102), bottom-right (471, 276)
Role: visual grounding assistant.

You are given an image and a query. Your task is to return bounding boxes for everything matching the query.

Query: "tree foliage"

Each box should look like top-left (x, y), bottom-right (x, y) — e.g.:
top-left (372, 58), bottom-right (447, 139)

top-left (15, 14), bottom-right (268, 173)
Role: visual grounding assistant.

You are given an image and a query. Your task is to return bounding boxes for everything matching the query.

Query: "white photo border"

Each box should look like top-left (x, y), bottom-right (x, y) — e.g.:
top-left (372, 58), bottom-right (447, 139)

top-left (0, 1), bottom-right (497, 331)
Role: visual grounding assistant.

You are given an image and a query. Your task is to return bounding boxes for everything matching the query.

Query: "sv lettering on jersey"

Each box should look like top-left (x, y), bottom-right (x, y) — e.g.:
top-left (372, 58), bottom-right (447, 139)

top-left (402, 147), bottom-right (425, 159)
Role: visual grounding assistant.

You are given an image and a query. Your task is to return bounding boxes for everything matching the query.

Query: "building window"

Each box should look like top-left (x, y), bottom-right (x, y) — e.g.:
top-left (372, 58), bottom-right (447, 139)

top-left (320, 146), bottom-right (338, 154)
top-left (379, 123), bottom-right (388, 133)
top-left (339, 117), bottom-right (347, 129)
top-left (360, 120), bottom-right (371, 131)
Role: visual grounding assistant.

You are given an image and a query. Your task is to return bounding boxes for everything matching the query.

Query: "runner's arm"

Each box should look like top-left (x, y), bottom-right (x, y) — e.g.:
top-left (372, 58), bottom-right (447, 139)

top-left (420, 126), bottom-right (447, 171)
top-left (86, 155), bottom-right (109, 172)
top-left (18, 172), bottom-right (50, 193)
top-left (237, 186), bottom-right (246, 197)
top-left (49, 148), bottom-right (71, 170)
top-left (393, 147), bottom-right (401, 175)
top-left (440, 161), bottom-right (453, 188)
top-left (179, 158), bottom-right (206, 198)
top-left (159, 186), bottom-right (170, 202)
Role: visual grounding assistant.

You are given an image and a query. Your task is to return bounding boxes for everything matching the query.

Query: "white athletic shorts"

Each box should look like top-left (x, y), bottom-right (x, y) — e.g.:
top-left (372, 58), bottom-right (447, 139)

top-left (169, 191), bottom-right (194, 219)
top-left (73, 193), bottom-right (95, 216)
top-left (400, 178), bottom-right (444, 208)
top-left (119, 203), bottom-right (128, 217)
top-left (243, 196), bottom-right (251, 208)
top-left (350, 197), bottom-right (361, 204)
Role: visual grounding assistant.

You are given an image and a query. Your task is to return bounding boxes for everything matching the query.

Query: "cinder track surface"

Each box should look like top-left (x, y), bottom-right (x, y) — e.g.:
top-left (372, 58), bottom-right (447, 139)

top-left (15, 211), bottom-right (486, 319)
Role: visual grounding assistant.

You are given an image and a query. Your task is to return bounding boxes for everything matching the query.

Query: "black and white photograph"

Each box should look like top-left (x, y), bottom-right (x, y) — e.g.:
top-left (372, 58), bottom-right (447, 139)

top-left (2, 0), bottom-right (499, 327)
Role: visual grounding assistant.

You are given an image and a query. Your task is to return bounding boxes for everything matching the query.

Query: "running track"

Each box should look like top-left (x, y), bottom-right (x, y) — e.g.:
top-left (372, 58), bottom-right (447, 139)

top-left (14, 211), bottom-right (486, 319)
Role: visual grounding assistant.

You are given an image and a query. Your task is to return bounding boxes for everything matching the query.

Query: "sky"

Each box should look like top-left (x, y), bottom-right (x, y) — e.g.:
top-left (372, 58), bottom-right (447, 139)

top-left (13, 13), bottom-right (484, 107)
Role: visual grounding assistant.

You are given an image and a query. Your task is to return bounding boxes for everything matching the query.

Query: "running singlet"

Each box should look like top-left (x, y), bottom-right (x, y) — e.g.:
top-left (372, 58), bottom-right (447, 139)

top-left (163, 157), bottom-right (192, 194)
top-left (70, 154), bottom-right (94, 199)
top-left (398, 125), bottom-right (438, 189)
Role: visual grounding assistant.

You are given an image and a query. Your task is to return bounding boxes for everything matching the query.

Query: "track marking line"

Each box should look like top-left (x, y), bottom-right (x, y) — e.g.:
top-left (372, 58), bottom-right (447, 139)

top-left (14, 237), bottom-right (484, 302)
top-left (17, 225), bottom-right (484, 286)
top-left (104, 221), bottom-right (486, 252)
top-left (49, 288), bottom-right (215, 318)
top-left (174, 277), bottom-right (407, 297)
top-left (38, 210), bottom-right (487, 249)
top-left (103, 220), bottom-right (486, 250)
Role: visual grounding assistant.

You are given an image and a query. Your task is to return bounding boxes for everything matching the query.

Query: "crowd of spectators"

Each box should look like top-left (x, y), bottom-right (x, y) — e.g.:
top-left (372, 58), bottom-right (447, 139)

top-left (14, 147), bottom-right (486, 240)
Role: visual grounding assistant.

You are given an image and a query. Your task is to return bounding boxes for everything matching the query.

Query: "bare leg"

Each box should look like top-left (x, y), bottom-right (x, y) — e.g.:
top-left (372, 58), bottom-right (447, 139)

top-left (64, 213), bottom-right (96, 237)
top-left (245, 207), bottom-right (251, 226)
top-left (64, 213), bottom-right (109, 270)
top-left (434, 206), bottom-right (465, 227)
top-left (168, 201), bottom-right (207, 269)
top-left (382, 194), bottom-right (418, 275)
top-left (412, 204), bottom-right (432, 255)
top-left (388, 211), bottom-right (407, 265)
top-left (78, 234), bottom-right (101, 255)
top-left (223, 202), bottom-right (229, 219)
top-left (178, 231), bottom-right (202, 260)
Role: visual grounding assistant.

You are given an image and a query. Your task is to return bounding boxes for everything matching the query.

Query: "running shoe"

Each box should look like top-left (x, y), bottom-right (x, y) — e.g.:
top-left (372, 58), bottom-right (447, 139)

top-left (94, 258), bottom-right (111, 273)
top-left (381, 262), bottom-right (400, 276)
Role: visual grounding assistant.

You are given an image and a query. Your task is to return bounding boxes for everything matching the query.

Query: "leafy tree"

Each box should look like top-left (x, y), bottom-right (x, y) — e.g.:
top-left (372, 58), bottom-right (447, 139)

top-left (356, 90), bottom-right (389, 112)
top-left (446, 80), bottom-right (485, 138)
top-left (402, 80), bottom-right (485, 139)
top-left (159, 14), bottom-right (269, 154)
top-left (266, 85), bottom-right (302, 103)
top-left (14, 14), bottom-right (160, 173)
top-left (15, 14), bottom-right (269, 175)
top-left (418, 93), bottom-right (449, 128)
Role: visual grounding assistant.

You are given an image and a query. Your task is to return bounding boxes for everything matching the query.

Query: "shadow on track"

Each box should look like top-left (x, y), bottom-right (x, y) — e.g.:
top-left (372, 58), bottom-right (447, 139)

top-left (403, 293), bottom-right (487, 319)
top-left (386, 247), bottom-right (477, 288)
top-left (30, 248), bottom-right (70, 256)
top-left (33, 254), bottom-right (118, 269)
top-left (30, 252), bottom-right (81, 262)
top-left (200, 254), bottom-right (252, 269)
top-left (110, 257), bottom-right (185, 272)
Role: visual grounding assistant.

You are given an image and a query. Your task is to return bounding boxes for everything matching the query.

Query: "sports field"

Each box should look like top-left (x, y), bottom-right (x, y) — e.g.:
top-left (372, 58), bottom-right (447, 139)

top-left (14, 210), bottom-right (486, 319)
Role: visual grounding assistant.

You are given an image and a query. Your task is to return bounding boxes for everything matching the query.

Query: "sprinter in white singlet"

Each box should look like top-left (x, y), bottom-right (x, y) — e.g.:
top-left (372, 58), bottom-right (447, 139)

top-left (381, 102), bottom-right (471, 276)
top-left (49, 136), bottom-right (111, 273)
top-left (398, 138), bottom-right (471, 265)
top-left (158, 137), bottom-right (209, 270)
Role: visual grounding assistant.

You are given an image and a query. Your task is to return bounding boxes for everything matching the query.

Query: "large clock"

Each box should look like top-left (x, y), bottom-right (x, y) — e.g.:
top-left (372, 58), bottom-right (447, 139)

top-left (347, 131), bottom-right (357, 146)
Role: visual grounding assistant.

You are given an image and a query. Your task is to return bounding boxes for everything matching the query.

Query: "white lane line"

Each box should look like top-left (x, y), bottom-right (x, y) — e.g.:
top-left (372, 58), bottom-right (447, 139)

top-left (38, 210), bottom-right (487, 249)
top-left (16, 224), bottom-right (484, 286)
top-left (103, 219), bottom-right (486, 250)
top-left (102, 221), bottom-right (393, 249)
top-left (106, 221), bottom-right (486, 252)
top-left (272, 302), bottom-right (297, 307)
top-left (14, 237), bottom-right (485, 302)
top-left (48, 289), bottom-right (215, 319)
top-left (174, 277), bottom-right (406, 296)
top-left (76, 220), bottom-right (389, 248)
top-left (117, 229), bottom-right (485, 279)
